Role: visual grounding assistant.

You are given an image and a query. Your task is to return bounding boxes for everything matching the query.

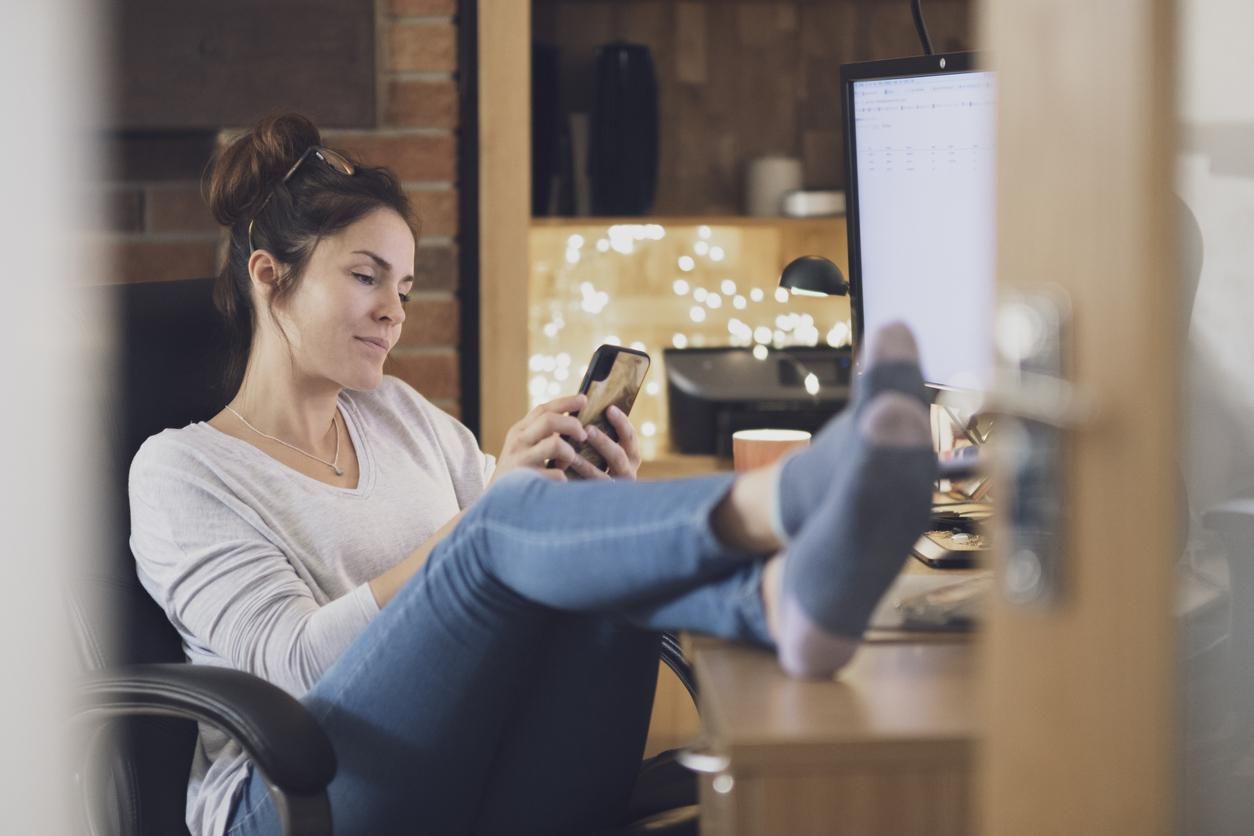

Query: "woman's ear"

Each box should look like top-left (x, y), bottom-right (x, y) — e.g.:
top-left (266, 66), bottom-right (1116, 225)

top-left (247, 249), bottom-right (283, 300)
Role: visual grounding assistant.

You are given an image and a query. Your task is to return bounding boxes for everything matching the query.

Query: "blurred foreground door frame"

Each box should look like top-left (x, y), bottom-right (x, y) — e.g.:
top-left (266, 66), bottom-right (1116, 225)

top-left (980, 0), bottom-right (1178, 833)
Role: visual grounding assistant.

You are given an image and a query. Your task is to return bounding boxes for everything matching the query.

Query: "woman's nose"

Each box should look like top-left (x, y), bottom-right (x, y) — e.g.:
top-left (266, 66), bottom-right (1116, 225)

top-left (379, 293), bottom-right (406, 324)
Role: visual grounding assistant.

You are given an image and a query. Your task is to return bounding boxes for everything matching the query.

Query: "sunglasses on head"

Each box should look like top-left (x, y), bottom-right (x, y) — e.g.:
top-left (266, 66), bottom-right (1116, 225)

top-left (247, 146), bottom-right (356, 254)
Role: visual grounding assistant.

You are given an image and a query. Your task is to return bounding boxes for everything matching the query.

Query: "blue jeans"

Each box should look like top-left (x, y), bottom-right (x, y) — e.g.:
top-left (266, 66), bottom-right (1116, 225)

top-left (226, 471), bottom-right (772, 835)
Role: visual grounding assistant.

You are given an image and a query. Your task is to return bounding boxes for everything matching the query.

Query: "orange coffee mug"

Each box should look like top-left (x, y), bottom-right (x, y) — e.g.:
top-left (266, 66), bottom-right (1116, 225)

top-left (731, 429), bottom-right (812, 472)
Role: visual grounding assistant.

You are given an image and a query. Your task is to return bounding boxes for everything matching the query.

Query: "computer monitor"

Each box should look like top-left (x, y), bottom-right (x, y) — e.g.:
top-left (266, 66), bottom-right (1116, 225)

top-left (842, 53), bottom-right (996, 392)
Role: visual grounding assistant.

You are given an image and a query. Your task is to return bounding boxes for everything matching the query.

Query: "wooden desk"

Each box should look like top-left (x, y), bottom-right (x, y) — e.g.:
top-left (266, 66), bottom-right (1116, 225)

top-left (690, 563), bottom-right (979, 836)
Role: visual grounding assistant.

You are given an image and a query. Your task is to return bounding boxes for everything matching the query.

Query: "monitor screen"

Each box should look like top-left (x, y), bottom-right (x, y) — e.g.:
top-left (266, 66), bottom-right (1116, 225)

top-left (843, 54), bottom-right (996, 392)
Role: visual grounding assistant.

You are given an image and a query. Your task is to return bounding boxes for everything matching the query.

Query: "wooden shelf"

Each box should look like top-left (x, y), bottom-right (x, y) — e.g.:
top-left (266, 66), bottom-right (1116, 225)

top-left (531, 215), bottom-right (845, 228)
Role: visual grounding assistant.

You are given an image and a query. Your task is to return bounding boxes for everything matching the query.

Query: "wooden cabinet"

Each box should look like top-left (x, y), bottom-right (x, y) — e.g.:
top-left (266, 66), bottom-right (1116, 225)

top-left (691, 640), bottom-right (975, 836)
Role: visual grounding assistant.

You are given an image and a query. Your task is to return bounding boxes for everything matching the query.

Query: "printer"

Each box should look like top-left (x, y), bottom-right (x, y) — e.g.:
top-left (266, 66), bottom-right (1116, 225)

top-left (664, 346), bottom-right (852, 457)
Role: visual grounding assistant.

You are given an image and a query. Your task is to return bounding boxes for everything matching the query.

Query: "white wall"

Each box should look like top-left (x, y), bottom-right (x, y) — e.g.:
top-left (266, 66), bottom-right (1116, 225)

top-left (1180, 0), bottom-right (1254, 124)
top-left (1177, 6), bottom-right (1254, 834)
top-left (1177, 0), bottom-right (1254, 511)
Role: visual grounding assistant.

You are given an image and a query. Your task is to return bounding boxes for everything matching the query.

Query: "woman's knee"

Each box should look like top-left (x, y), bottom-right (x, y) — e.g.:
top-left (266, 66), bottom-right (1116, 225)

top-left (429, 471), bottom-right (549, 596)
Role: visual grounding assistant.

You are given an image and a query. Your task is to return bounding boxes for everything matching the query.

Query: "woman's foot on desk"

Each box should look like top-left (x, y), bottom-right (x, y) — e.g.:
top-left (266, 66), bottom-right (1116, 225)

top-left (773, 360), bottom-right (935, 678)
top-left (772, 322), bottom-right (929, 541)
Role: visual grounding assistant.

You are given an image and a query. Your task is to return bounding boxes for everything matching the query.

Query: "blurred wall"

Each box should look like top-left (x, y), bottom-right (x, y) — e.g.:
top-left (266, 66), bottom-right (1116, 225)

top-left (1177, 0), bottom-right (1254, 511)
top-left (1, 1), bottom-right (107, 833)
top-left (1177, 4), bottom-right (1254, 831)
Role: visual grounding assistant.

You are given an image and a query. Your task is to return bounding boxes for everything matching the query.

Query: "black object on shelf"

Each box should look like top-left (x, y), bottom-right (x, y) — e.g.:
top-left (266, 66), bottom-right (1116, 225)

top-left (589, 42), bottom-right (658, 216)
top-left (532, 42), bottom-right (575, 216)
top-left (665, 346), bottom-right (852, 457)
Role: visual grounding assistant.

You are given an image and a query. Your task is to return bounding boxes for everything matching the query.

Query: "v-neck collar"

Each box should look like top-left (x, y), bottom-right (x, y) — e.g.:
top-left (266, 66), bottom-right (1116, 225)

top-left (199, 391), bottom-right (376, 497)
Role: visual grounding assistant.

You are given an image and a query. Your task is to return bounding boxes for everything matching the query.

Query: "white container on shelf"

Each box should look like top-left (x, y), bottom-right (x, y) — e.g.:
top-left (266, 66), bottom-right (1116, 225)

top-left (744, 156), bottom-right (803, 217)
top-left (782, 190), bottom-right (846, 217)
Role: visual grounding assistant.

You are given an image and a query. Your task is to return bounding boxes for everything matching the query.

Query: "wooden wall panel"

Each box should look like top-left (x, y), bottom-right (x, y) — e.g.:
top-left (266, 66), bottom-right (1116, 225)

top-left (533, 0), bottom-right (972, 215)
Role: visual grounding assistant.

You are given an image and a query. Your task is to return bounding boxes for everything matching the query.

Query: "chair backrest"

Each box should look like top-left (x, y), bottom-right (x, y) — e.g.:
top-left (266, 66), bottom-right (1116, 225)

top-left (73, 276), bottom-right (231, 836)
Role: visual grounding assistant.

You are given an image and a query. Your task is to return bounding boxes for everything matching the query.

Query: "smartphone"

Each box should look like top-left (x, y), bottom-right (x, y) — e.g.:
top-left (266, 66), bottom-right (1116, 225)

top-left (565, 344), bottom-right (651, 475)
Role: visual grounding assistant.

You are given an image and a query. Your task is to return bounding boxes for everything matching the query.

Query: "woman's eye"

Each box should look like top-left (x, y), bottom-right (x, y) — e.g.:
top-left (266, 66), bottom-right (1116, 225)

top-left (399, 292), bottom-right (412, 305)
top-left (352, 272), bottom-right (376, 286)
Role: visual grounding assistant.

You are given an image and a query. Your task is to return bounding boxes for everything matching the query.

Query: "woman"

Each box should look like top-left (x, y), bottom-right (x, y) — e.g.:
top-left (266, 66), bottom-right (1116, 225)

top-left (129, 114), bottom-right (936, 836)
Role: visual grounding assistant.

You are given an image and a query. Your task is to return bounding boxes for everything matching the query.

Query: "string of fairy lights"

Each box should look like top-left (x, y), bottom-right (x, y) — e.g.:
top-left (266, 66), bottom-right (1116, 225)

top-left (529, 222), bottom-right (853, 443)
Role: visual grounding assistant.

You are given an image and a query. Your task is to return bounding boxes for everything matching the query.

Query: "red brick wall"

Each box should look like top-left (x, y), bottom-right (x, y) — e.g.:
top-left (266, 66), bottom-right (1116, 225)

top-left (99, 0), bottom-right (464, 418)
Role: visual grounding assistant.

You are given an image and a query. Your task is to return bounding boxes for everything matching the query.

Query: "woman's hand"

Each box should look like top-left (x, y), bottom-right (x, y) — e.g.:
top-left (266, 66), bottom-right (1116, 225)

top-left (583, 406), bottom-right (641, 481)
top-left (492, 398), bottom-right (642, 483)
top-left (541, 404), bottom-right (641, 482)
top-left (493, 395), bottom-right (591, 482)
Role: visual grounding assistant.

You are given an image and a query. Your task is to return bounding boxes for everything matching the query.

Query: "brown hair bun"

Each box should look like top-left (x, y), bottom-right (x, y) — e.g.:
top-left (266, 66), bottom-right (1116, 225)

top-left (206, 113), bottom-right (323, 228)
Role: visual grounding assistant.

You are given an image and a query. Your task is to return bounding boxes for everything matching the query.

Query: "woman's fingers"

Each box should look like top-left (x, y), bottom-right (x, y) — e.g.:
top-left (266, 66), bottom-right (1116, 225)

top-left (509, 394), bottom-right (587, 449)
top-left (533, 434), bottom-right (579, 470)
top-left (605, 406), bottom-right (641, 473)
top-left (526, 394), bottom-right (586, 422)
top-left (586, 425), bottom-right (632, 478)
top-left (515, 410), bottom-right (587, 448)
top-left (567, 451), bottom-right (611, 481)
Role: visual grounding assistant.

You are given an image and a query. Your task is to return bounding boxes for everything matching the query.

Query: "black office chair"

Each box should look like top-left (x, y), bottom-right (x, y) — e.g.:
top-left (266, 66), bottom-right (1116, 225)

top-left (70, 277), bottom-right (698, 836)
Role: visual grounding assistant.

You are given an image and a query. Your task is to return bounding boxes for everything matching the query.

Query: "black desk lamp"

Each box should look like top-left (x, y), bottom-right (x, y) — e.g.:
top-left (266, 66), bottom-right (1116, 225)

top-left (768, 256), bottom-right (850, 400)
top-left (778, 256), bottom-right (849, 298)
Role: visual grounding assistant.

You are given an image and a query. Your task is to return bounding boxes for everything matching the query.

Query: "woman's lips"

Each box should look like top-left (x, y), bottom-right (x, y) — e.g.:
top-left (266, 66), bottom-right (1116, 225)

top-left (355, 336), bottom-right (389, 354)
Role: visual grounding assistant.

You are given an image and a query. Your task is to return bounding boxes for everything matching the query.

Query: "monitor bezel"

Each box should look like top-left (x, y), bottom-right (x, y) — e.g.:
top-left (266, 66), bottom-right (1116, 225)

top-left (841, 51), bottom-right (983, 391)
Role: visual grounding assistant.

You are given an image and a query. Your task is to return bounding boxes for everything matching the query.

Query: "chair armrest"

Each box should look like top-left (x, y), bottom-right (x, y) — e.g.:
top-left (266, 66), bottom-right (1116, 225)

top-left (660, 633), bottom-right (697, 705)
top-left (75, 663), bottom-right (335, 796)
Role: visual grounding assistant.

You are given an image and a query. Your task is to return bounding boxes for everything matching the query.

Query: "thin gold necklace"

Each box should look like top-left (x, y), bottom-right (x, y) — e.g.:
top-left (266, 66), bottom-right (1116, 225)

top-left (225, 405), bottom-right (344, 476)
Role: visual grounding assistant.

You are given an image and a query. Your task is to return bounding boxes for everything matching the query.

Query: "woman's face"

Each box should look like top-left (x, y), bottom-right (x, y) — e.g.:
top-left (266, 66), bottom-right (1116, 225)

top-left (270, 207), bottom-right (416, 392)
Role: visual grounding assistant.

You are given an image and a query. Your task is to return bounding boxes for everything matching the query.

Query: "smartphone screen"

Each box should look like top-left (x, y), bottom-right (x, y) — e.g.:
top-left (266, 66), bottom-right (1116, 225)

top-left (568, 345), bottom-right (651, 474)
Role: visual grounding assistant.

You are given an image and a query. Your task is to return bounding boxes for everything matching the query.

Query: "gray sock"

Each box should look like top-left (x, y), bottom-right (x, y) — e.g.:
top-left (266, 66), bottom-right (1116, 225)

top-left (776, 392), bottom-right (935, 677)
top-left (774, 324), bottom-right (929, 540)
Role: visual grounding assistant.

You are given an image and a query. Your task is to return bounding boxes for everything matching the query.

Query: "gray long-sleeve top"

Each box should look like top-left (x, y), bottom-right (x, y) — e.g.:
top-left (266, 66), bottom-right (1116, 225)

top-left (129, 377), bottom-right (494, 836)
